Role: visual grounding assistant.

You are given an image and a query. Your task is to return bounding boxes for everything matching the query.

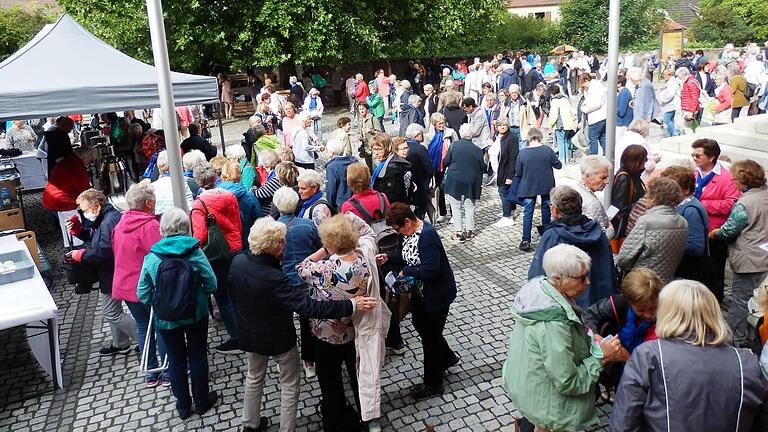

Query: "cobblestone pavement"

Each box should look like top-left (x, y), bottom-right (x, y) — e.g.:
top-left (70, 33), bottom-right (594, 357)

top-left (0, 108), bottom-right (616, 432)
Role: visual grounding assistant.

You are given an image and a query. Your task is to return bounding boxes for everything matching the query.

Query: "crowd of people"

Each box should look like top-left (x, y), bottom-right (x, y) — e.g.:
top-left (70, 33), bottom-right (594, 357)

top-left (34, 41), bottom-right (768, 432)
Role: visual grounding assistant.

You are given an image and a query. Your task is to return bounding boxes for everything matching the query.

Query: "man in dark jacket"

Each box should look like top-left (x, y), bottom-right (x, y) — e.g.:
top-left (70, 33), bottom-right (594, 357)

top-left (521, 63), bottom-right (543, 95)
top-left (398, 95), bottom-right (424, 137)
top-left (229, 217), bottom-right (376, 432)
top-left (404, 124), bottom-right (434, 219)
top-left (443, 102), bottom-right (467, 135)
top-left (180, 123), bottom-right (217, 160)
top-left (497, 64), bottom-right (519, 92)
top-left (65, 189), bottom-right (137, 355)
top-left (44, 116), bottom-right (75, 173)
top-left (527, 185), bottom-right (618, 308)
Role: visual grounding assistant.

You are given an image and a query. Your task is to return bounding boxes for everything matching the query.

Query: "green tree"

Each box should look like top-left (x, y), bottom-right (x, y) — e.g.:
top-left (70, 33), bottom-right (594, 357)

top-left (0, 6), bottom-right (55, 61)
top-left (558, 0), bottom-right (665, 53)
top-left (700, 0), bottom-right (767, 41)
top-left (689, 5), bottom-right (755, 46)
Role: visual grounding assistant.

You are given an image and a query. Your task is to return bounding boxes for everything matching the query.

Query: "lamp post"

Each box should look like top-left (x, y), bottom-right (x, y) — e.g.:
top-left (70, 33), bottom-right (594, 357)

top-left (603, 0), bottom-right (621, 208)
top-left (146, 0), bottom-right (188, 211)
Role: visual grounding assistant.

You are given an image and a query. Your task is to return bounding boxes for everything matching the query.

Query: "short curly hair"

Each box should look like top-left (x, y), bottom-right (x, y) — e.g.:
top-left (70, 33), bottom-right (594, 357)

top-left (346, 163), bottom-right (371, 194)
top-left (220, 160), bottom-right (242, 182)
top-left (275, 162), bottom-right (299, 187)
top-left (731, 159), bottom-right (766, 189)
top-left (661, 165), bottom-right (696, 195)
top-left (248, 216), bottom-right (287, 255)
top-left (209, 155), bottom-right (227, 176)
top-left (318, 214), bottom-right (359, 255)
top-left (647, 176), bottom-right (683, 207)
top-left (385, 202), bottom-right (417, 228)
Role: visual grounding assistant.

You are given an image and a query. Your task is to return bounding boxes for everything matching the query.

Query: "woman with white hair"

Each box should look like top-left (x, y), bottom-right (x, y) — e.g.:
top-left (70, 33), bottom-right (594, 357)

top-left (503, 244), bottom-right (624, 432)
top-left (303, 87), bottom-right (325, 141)
top-left (291, 112), bottom-right (323, 170)
top-left (425, 112), bottom-right (458, 223)
top-left (254, 149), bottom-right (280, 186)
top-left (611, 280), bottom-right (768, 431)
top-left (711, 70), bottom-right (733, 125)
top-left (576, 155), bottom-right (613, 236)
top-left (150, 150), bottom-right (195, 215)
top-left (325, 139), bottom-right (357, 211)
top-left (182, 149), bottom-right (207, 198)
top-left (225, 145), bottom-right (257, 190)
top-left (614, 119), bottom-right (661, 181)
top-left (297, 169), bottom-right (333, 226)
top-left (137, 207), bottom-right (218, 419)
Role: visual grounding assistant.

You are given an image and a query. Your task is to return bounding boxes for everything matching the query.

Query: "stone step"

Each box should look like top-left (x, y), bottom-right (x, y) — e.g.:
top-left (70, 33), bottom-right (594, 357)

top-left (733, 114), bottom-right (768, 134)
top-left (657, 135), bottom-right (694, 154)
top-left (694, 125), bottom-right (768, 152)
top-left (657, 134), bottom-right (768, 168)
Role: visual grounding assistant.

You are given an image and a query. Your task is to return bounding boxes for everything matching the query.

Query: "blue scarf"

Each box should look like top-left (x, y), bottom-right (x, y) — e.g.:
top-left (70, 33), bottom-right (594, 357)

top-left (309, 96), bottom-right (317, 110)
top-left (183, 169), bottom-right (193, 178)
top-left (619, 307), bottom-right (654, 353)
top-left (371, 159), bottom-right (387, 188)
top-left (427, 130), bottom-right (445, 172)
top-left (266, 169), bottom-right (276, 183)
top-left (298, 190), bottom-right (323, 218)
top-left (694, 170), bottom-right (716, 199)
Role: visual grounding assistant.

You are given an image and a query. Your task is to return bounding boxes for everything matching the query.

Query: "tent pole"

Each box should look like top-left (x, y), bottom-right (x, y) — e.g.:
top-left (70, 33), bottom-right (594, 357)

top-left (146, 0), bottom-right (187, 212)
top-left (603, 0), bottom-right (620, 208)
top-left (217, 100), bottom-right (226, 155)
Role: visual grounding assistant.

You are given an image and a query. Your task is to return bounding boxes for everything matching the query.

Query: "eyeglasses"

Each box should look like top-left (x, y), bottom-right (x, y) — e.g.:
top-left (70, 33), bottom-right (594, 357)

top-left (691, 153), bottom-right (706, 159)
top-left (570, 272), bottom-right (589, 284)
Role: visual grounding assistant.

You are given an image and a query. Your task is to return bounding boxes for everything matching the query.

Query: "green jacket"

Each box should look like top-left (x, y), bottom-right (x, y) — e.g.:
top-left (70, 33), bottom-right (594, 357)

top-left (367, 93), bottom-right (385, 118)
top-left (502, 277), bottom-right (603, 431)
top-left (137, 235), bottom-right (217, 330)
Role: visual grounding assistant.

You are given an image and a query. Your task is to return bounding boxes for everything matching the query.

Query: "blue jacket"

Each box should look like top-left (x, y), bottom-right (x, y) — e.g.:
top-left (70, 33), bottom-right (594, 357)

top-left (632, 79), bottom-right (660, 122)
top-left (389, 223), bottom-right (456, 313)
top-left (515, 146), bottom-right (562, 198)
top-left (219, 181), bottom-right (262, 248)
top-left (497, 68), bottom-right (519, 92)
top-left (528, 215), bottom-right (618, 308)
top-left (76, 203), bottom-right (122, 295)
top-left (616, 87), bottom-right (634, 127)
top-left (278, 214), bottom-right (322, 286)
top-left (325, 155), bottom-right (357, 211)
top-left (676, 196), bottom-right (709, 257)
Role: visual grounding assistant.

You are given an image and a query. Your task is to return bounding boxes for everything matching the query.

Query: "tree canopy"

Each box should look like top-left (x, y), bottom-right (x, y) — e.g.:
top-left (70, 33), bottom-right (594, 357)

top-left (699, 0), bottom-right (767, 41)
top-left (0, 6), bottom-right (55, 61)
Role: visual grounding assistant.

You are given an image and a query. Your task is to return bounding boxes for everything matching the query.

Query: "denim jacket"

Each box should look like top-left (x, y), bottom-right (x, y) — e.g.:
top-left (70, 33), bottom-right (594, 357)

top-left (278, 214), bottom-right (322, 286)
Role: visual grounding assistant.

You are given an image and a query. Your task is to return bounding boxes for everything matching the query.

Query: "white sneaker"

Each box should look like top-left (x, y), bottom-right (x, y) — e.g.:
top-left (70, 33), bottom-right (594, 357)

top-left (304, 362), bottom-right (316, 379)
top-left (436, 215), bottom-right (446, 223)
top-left (493, 217), bottom-right (516, 228)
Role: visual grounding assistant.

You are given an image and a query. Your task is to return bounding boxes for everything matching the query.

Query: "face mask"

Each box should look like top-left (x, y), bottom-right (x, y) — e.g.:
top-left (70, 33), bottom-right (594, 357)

top-left (83, 211), bottom-right (98, 221)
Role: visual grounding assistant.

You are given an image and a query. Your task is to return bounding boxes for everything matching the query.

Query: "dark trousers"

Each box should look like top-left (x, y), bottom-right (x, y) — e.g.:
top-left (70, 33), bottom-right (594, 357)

top-left (411, 294), bottom-right (455, 388)
top-left (709, 238), bottom-right (728, 303)
top-left (433, 170), bottom-right (447, 217)
top-left (314, 338), bottom-right (361, 431)
top-left (211, 258), bottom-right (239, 340)
top-left (295, 162), bottom-right (315, 170)
top-left (299, 316), bottom-right (315, 363)
top-left (498, 184), bottom-right (517, 218)
top-left (158, 319), bottom-right (210, 412)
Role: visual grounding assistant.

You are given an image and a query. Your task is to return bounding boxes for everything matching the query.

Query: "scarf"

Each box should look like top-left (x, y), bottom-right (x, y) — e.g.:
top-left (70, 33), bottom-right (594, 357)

top-left (266, 169), bottom-right (276, 183)
top-left (370, 158), bottom-right (388, 188)
top-left (619, 307), bottom-right (656, 353)
top-left (298, 190), bottom-right (323, 218)
top-left (694, 170), bottom-right (716, 199)
top-left (427, 130), bottom-right (445, 172)
top-left (309, 96), bottom-right (317, 110)
top-left (183, 169), bottom-right (193, 178)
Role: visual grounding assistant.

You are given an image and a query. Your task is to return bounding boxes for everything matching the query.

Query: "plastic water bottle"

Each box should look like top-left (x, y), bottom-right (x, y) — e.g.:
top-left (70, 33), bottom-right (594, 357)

top-left (1, 187), bottom-right (10, 206)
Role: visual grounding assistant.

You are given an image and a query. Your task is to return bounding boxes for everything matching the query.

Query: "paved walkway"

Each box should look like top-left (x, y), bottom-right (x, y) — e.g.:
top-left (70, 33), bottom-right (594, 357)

top-left (0, 109), bottom-right (616, 432)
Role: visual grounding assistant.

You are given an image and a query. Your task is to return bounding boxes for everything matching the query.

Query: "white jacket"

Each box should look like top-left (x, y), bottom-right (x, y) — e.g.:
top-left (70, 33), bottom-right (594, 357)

top-left (581, 79), bottom-right (607, 125)
top-left (302, 95), bottom-right (324, 119)
top-left (291, 127), bottom-right (321, 164)
top-left (660, 78), bottom-right (681, 113)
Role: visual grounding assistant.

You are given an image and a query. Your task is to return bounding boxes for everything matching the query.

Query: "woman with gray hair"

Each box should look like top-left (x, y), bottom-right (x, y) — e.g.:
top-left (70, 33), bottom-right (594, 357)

top-left (503, 244), bottom-right (624, 431)
top-left (614, 119), bottom-right (660, 181)
top-left (254, 148), bottom-right (280, 186)
top-left (291, 112), bottom-right (323, 170)
top-left (576, 155), bottom-right (613, 236)
top-left (325, 139), bottom-right (357, 211)
top-left (137, 207), bottom-right (218, 419)
top-left (425, 112), bottom-right (458, 223)
top-left (112, 183), bottom-right (170, 387)
top-left (253, 160), bottom-right (299, 216)
top-left (297, 169), bottom-right (333, 226)
top-left (150, 150), bottom-right (195, 215)
top-left (182, 149), bottom-right (206, 199)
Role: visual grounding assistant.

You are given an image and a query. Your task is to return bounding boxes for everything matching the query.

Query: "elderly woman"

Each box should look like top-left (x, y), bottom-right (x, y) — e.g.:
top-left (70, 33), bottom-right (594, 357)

top-left (610, 144), bottom-right (647, 248)
top-left (711, 70), bottom-right (733, 125)
top-left (576, 155), bottom-right (613, 236)
top-left (302, 87), bottom-right (325, 141)
top-left (614, 119), bottom-right (660, 181)
top-left (149, 150), bottom-right (195, 215)
top-left (678, 67), bottom-right (700, 133)
top-left (616, 177), bottom-right (688, 284)
top-left (370, 133), bottom-right (412, 205)
top-left (325, 139), bottom-right (357, 212)
top-left (5, 120), bottom-right (37, 151)
top-left (494, 118), bottom-right (520, 228)
top-left (377, 203), bottom-right (458, 399)
top-left (181, 149), bottom-right (206, 198)
top-left (220, 161), bottom-right (262, 247)
top-left (253, 115), bottom-right (281, 152)
top-left (43, 145), bottom-right (95, 246)
top-left (252, 160), bottom-right (298, 214)
top-left (503, 244), bottom-right (624, 432)
top-left (611, 280), bottom-right (768, 431)
top-left (291, 112), bottom-right (323, 170)
top-left (442, 124), bottom-right (485, 242)
top-left (224, 145), bottom-right (257, 190)
top-left (296, 169), bottom-right (333, 226)
top-left (327, 117), bottom-right (354, 156)
top-left (111, 184), bottom-right (169, 387)
top-left (297, 214), bottom-right (386, 431)
top-left (242, 115), bottom-right (262, 164)
top-left (65, 188), bottom-right (137, 353)
top-left (366, 83), bottom-right (385, 132)
top-left (137, 208), bottom-right (218, 419)
top-left (230, 214), bottom-right (377, 432)
top-left (280, 102), bottom-right (299, 149)
top-left (191, 164), bottom-right (243, 355)
top-left (424, 113), bottom-right (457, 221)
top-left (254, 149), bottom-right (280, 186)
top-left (341, 163), bottom-right (390, 220)
top-left (711, 160), bottom-right (768, 347)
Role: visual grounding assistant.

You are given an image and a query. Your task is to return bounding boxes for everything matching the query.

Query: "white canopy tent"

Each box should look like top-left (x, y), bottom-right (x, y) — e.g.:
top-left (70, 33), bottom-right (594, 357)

top-left (0, 14), bottom-right (219, 121)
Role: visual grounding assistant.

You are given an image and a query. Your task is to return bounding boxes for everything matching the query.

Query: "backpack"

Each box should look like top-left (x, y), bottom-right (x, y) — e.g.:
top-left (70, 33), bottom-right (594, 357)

top-left (153, 253), bottom-right (196, 321)
top-left (190, 199), bottom-right (231, 263)
top-left (349, 192), bottom-right (399, 254)
top-left (312, 74), bottom-right (327, 89)
top-left (307, 198), bottom-right (337, 219)
top-left (745, 82), bottom-right (758, 100)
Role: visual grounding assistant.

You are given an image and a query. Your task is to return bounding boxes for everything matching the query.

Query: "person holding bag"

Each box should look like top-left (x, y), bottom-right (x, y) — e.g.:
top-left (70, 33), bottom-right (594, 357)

top-left (610, 145), bottom-right (647, 253)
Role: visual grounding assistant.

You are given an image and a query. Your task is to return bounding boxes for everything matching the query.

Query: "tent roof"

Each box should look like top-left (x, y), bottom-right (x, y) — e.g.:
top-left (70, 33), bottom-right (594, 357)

top-left (0, 14), bottom-right (219, 121)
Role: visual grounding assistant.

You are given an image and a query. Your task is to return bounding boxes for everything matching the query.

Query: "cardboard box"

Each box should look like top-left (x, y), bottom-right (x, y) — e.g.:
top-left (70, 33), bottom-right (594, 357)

top-left (0, 208), bottom-right (24, 231)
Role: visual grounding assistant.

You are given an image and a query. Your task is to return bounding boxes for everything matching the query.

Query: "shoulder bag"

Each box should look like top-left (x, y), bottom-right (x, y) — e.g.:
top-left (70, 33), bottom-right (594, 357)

top-left (190, 199), bottom-right (230, 263)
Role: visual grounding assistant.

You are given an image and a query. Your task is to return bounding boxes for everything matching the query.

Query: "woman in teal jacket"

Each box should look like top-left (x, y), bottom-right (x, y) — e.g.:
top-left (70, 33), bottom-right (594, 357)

top-left (366, 83), bottom-right (385, 132)
top-left (138, 208), bottom-right (218, 420)
top-left (502, 244), bottom-right (624, 431)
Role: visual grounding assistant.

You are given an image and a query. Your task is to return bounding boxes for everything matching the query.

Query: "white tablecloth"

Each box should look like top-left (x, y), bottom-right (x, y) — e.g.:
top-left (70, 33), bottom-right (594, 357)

top-left (0, 235), bottom-right (62, 388)
top-left (11, 152), bottom-right (47, 190)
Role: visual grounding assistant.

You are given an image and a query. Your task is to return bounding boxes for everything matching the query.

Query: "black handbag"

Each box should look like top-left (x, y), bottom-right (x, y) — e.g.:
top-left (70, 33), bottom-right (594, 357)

top-left (62, 233), bottom-right (99, 286)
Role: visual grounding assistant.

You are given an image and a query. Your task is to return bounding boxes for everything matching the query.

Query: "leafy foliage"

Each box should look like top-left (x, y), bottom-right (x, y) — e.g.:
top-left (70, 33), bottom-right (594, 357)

top-left (557, 0), bottom-right (665, 53)
top-left (0, 6), bottom-right (55, 61)
top-left (697, 0), bottom-right (764, 42)
top-left (689, 5), bottom-right (756, 47)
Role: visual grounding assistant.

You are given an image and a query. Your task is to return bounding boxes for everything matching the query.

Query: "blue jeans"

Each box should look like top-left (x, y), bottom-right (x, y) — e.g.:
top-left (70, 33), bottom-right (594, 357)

top-left (126, 301), bottom-right (169, 381)
top-left (211, 258), bottom-right (239, 340)
top-left (521, 195), bottom-right (551, 242)
top-left (510, 127), bottom-right (526, 151)
top-left (498, 184), bottom-right (516, 217)
top-left (159, 319), bottom-right (210, 413)
top-left (663, 111), bottom-right (678, 137)
top-left (554, 129), bottom-right (570, 163)
top-left (587, 120), bottom-right (606, 155)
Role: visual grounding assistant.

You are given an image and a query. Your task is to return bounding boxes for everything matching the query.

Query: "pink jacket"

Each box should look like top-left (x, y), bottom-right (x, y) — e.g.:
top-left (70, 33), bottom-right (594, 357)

top-left (376, 75), bottom-right (391, 97)
top-left (111, 210), bottom-right (162, 302)
top-left (176, 106), bottom-right (194, 129)
top-left (699, 164), bottom-right (740, 230)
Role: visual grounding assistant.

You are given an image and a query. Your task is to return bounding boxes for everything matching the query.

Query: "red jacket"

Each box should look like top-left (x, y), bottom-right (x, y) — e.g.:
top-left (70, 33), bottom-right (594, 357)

top-left (699, 163), bottom-right (740, 230)
top-left (341, 189), bottom-right (390, 221)
top-left (190, 189), bottom-right (242, 254)
top-left (42, 154), bottom-right (90, 211)
top-left (715, 84), bottom-right (733, 113)
top-left (681, 76), bottom-right (701, 113)
top-left (355, 80), bottom-right (371, 103)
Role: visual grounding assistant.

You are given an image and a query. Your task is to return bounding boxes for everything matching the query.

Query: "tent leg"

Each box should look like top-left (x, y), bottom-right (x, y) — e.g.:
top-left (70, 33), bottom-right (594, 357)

top-left (217, 102), bottom-right (226, 156)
